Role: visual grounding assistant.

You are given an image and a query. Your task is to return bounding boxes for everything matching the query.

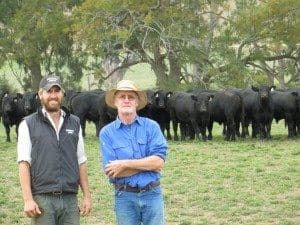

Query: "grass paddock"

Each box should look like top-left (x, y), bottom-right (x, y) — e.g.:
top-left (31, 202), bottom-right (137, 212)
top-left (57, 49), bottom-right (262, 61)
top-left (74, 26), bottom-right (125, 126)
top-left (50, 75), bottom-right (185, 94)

top-left (0, 120), bottom-right (299, 225)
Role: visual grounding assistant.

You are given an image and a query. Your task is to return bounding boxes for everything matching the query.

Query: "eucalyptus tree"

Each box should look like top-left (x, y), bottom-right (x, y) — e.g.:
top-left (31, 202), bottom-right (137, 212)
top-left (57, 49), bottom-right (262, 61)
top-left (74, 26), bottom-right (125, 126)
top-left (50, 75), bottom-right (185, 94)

top-left (73, 0), bottom-right (218, 89)
top-left (222, 0), bottom-right (300, 88)
top-left (73, 0), bottom-right (299, 89)
top-left (0, 0), bottom-right (85, 91)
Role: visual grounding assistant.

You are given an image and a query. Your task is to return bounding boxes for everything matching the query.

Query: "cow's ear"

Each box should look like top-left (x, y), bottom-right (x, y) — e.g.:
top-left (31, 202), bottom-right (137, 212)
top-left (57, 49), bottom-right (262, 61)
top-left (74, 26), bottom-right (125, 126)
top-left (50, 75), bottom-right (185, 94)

top-left (191, 95), bottom-right (197, 101)
top-left (209, 94), bottom-right (214, 101)
top-left (166, 92), bottom-right (172, 98)
top-left (155, 92), bottom-right (159, 98)
top-left (270, 86), bottom-right (276, 91)
top-left (251, 85), bottom-right (258, 92)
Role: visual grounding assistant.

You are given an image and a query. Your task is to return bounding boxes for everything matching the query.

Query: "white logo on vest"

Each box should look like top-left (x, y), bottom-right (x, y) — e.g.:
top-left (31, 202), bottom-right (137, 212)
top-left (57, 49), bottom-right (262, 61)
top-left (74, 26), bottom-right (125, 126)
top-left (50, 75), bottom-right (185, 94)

top-left (66, 129), bottom-right (74, 134)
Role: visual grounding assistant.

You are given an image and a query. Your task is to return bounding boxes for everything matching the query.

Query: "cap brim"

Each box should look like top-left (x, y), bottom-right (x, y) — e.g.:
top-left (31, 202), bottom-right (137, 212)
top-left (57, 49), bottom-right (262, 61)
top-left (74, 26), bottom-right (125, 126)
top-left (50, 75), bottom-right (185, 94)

top-left (43, 84), bottom-right (63, 92)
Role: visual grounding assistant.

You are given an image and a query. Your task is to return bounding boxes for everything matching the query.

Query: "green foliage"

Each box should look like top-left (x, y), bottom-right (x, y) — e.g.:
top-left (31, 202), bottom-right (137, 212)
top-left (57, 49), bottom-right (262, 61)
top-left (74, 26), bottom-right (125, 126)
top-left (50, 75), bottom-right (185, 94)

top-left (0, 0), bottom-right (299, 90)
top-left (251, 71), bottom-right (270, 84)
top-left (0, 0), bottom-right (85, 90)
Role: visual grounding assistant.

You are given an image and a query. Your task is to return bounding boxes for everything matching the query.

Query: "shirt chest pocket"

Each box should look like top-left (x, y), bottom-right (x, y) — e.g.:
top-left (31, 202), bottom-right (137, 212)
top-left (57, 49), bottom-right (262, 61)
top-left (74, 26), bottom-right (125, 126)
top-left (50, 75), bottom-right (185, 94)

top-left (112, 136), bottom-right (148, 159)
top-left (112, 142), bottom-right (134, 160)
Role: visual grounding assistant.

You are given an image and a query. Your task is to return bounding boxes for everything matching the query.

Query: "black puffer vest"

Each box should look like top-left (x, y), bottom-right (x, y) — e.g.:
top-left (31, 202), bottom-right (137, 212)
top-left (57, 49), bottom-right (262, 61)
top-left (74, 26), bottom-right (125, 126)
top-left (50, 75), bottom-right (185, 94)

top-left (25, 107), bottom-right (80, 195)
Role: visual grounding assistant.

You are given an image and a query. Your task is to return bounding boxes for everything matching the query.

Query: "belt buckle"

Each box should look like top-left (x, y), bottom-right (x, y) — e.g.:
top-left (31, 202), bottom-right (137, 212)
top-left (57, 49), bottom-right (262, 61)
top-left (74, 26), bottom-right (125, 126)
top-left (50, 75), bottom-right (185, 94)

top-left (52, 190), bottom-right (63, 195)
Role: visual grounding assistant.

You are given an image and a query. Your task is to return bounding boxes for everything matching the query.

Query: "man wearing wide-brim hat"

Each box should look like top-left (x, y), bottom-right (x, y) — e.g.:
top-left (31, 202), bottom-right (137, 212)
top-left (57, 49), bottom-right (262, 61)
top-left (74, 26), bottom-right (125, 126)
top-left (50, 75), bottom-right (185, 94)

top-left (99, 79), bottom-right (168, 225)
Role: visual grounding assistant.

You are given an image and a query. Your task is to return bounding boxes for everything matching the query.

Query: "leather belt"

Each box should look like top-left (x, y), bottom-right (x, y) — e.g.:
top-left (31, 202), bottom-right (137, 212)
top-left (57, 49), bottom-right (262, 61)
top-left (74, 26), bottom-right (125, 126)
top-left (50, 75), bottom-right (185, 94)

top-left (44, 191), bottom-right (75, 196)
top-left (114, 181), bottom-right (160, 193)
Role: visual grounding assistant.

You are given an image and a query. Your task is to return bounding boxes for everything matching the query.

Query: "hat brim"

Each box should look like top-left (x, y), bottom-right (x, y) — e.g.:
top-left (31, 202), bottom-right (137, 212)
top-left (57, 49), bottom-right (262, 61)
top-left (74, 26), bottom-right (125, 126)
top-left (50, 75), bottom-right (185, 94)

top-left (105, 89), bottom-right (147, 110)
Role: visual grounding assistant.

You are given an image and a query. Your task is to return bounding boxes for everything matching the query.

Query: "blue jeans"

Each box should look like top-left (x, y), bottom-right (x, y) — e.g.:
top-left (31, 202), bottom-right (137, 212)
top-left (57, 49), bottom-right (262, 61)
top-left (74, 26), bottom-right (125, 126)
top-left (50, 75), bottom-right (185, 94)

top-left (114, 186), bottom-right (165, 225)
top-left (31, 193), bottom-right (80, 225)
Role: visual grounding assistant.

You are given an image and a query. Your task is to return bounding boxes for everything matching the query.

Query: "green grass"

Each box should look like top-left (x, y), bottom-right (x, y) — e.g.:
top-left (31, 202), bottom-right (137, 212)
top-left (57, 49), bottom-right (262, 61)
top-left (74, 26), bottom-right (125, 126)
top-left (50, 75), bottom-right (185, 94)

top-left (0, 121), bottom-right (299, 225)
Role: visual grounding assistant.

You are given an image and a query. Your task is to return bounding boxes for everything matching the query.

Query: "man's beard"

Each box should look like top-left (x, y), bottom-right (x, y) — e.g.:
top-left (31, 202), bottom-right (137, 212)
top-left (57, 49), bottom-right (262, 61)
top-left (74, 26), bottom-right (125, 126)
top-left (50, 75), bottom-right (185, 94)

top-left (43, 100), bottom-right (61, 112)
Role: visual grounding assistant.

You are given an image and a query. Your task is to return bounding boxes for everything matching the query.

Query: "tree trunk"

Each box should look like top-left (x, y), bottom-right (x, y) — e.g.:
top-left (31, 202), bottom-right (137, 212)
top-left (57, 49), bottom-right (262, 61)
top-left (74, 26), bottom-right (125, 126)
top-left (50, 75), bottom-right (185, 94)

top-left (102, 56), bottom-right (127, 90)
top-left (168, 51), bottom-right (182, 85)
top-left (151, 44), bottom-right (168, 87)
top-left (28, 61), bottom-right (42, 91)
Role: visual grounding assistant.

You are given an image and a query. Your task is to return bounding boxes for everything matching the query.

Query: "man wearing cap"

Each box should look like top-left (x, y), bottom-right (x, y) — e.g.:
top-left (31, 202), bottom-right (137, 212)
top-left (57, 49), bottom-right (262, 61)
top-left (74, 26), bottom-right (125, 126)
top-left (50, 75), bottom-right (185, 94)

top-left (99, 80), bottom-right (168, 225)
top-left (17, 75), bottom-right (91, 225)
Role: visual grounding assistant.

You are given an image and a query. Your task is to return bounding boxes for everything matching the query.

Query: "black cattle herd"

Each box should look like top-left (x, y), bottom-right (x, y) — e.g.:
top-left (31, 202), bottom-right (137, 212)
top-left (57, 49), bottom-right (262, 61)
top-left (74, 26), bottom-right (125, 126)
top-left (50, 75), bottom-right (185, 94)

top-left (0, 85), bottom-right (299, 142)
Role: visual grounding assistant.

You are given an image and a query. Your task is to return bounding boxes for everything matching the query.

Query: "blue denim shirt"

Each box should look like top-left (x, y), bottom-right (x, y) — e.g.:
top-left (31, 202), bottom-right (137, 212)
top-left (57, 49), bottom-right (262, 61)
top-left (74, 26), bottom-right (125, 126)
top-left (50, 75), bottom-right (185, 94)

top-left (99, 116), bottom-right (167, 188)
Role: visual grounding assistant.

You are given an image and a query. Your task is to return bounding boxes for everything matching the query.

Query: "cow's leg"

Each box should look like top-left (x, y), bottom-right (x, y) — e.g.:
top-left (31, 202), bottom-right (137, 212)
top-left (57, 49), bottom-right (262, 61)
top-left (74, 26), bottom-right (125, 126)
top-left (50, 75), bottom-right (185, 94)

top-left (81, 118), bottom-right (86, 137)
top-left (207, 120), bottom-right (213, 140)
top-left (165, 120), bottom-right (172, 140)
top-left (266, 120), bottom-right (273, 140)
top-left (190, 120), bottom-right (200, 140)
top-left (5, 125), bottom-right (11, 142)
top-left (226, 118), bottom-right (236, 141)
top-left (286, 113), bottom-right (295, 138)
top-left (179, 122), bottom-right (186, 141)
top-left (258, 122), bottom-right (266, 140)
top-left (251, 120), bottom-right (259, 138)
top-left (199, 125), bottom-right (207, 141)
top-left (172, 119), bottom-right (179, 141)
top-left (235, 118), bottom-right (241, 137)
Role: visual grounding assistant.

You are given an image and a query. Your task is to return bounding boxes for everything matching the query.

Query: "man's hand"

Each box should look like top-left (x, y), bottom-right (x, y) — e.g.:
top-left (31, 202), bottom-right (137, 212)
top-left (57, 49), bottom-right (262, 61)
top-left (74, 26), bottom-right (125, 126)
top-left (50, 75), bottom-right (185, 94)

top-left (105, 160), bottom-right (141, 178)
top-left (80, 194), bottom-right (92, 216)
top-left (105, 160), bottom-right (127, 178)
top-left (24, 199), bottom-right (42, 218)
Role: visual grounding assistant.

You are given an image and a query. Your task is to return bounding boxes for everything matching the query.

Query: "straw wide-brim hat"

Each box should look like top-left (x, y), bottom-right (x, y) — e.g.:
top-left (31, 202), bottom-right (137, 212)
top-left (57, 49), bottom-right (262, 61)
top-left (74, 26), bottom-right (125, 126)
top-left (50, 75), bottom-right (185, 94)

top-left (105, 80), bottom-right (148, 110)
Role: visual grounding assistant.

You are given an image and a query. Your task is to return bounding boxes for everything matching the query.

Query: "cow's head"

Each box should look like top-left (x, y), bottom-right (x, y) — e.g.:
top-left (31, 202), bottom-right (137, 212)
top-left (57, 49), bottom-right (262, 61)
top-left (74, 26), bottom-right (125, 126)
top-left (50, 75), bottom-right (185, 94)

top-left (192, 93), bottom-right (214, 113)
top-left (252, 85), bottom-right (276, 102)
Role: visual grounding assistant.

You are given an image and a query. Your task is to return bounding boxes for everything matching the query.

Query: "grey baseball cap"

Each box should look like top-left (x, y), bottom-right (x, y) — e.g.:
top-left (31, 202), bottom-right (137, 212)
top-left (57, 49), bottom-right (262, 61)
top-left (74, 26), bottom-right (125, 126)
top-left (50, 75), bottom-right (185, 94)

top-left (39, 75), bottom-right (64, 91)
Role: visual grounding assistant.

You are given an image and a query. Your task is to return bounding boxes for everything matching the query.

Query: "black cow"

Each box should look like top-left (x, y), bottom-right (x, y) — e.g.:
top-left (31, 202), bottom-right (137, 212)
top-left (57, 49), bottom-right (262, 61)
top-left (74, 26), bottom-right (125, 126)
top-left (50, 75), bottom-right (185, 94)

top-left (70, 91), bottom-right (116, 137)
top-left (271, 90), bottom-right (298, 138)
top-left (2, 93), bottom-right (26, 142)
top-left (207, 90), bottom-right (244, 141)
top-left (147, 90), bottom-right (172, 140)
top-left (23, 92), bottom-right (40, 115)
top-left (168, 91), bottom-right (213, 141)
top-left (63, 90), bottom-right (82, 110)
top-left (241, 85), bottom-right (275, 139)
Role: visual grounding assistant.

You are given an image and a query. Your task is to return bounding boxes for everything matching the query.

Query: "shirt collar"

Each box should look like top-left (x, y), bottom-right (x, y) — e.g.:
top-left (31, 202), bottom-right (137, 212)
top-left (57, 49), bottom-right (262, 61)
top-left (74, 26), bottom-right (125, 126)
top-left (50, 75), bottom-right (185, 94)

top-left (42, 107), bottom-right (66, 118)
top-left (115, 116), bottom-right (142, 128)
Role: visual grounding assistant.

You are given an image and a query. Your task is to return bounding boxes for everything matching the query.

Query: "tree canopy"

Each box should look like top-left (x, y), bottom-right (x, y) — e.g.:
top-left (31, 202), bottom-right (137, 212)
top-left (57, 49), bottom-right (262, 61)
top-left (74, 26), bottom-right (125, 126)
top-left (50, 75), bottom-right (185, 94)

top-left (0, 0), bottom-right (299, 91)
